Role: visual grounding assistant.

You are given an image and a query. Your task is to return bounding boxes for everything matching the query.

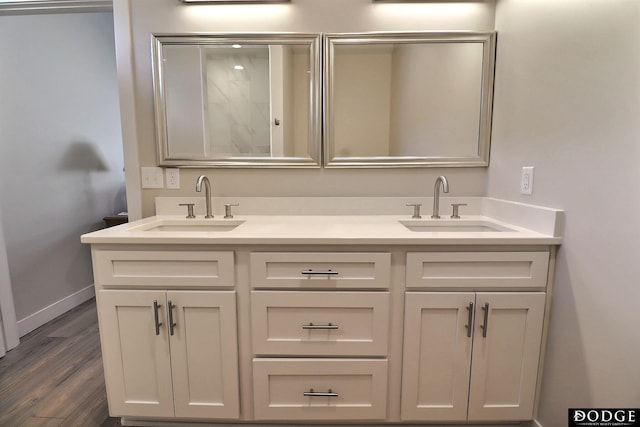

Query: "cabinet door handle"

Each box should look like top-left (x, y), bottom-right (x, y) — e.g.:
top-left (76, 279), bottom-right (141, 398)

top-left (465, 302), bottom-right (474, 338)
top-left (301, 269), bottom-right (339, 276)
top-left (168, 300), bottom-right (176, 336)
top-left (153, 300), bottom-right (163, 336)
top-left (303, 388), bottom-right (339, 398)
top-left (480, 302), bottom-right (490, 338)
top-left (302, 322), bottom-right (339, 330)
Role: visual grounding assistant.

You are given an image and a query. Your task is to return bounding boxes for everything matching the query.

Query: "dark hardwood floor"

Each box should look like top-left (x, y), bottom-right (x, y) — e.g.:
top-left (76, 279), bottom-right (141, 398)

top-left (0, 298), bottom-right (122, 427)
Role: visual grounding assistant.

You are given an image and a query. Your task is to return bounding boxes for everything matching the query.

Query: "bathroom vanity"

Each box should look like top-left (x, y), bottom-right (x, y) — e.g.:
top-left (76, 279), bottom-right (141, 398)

top-left (81, 197), bottom-right (562, 426)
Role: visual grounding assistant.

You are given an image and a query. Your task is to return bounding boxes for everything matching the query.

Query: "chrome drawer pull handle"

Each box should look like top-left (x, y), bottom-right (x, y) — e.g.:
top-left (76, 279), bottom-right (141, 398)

top-left (301, 269), bottom-right (339, 276)
top-left (303, 389), bottom-right (339, 398)
top-left (302, 322), bottom-right (339, 330)
top-left (480, 302), bottom-right (490, 338)
top-left (465, 302), bottom-right (474, 338)
top-left (153, 300), bottom-right (163, 336)
top-left (168, 300), bottom-right (176, 336)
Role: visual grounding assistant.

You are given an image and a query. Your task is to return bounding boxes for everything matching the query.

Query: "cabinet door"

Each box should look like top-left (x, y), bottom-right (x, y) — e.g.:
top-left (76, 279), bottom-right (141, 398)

top-left (401, 292), bottom-right (474, 421)
top-left (168, 291), bottom-right (240, 419)
top-left (97, 290), bottom-right (174, 418)
top-left (468, 292), bottom-right (545, 421)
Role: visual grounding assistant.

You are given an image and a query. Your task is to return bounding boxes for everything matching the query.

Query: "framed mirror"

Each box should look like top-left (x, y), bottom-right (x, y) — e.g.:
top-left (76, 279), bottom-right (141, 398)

top-left (324, 32), bottom-right (496, 168)
top-left (152, 33), bottom-right (321, 167)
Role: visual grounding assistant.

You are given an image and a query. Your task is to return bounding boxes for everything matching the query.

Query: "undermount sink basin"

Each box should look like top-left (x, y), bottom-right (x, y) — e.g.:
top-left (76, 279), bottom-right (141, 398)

top-left (137, 219), bottom-right (245, 232)
top-left (399, 219), bottom-right (515, 233)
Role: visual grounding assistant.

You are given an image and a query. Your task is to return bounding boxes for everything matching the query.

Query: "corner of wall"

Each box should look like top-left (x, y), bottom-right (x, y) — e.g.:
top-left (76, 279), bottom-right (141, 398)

top-left (17, 285), bottom-right (96, 337)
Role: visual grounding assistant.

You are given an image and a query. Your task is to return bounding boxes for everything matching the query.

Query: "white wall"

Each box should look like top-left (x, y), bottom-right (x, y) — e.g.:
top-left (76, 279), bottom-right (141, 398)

top-left (489, 0), bottom-right (640, 424)
top-left (114, 0), bottom-right (496, 217)
top-left (0, 12), bottom-right (125, 333)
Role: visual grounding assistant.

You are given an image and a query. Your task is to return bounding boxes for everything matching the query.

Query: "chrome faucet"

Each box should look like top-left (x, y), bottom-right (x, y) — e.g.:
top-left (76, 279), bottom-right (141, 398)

top-left (195, 175), bottom-right (213, 218)
top-left (431, 175), bottom-right (449, 219)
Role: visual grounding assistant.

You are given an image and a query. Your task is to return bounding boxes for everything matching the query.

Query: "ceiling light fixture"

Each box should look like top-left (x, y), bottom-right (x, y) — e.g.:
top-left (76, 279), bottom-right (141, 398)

top-left (181, 0), bottom-right (290, 4)
top-left (372, 0), bottom-right (468, 2)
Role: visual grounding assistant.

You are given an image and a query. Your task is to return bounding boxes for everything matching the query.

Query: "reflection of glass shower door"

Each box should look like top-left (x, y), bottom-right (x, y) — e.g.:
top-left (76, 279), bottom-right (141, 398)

top-left (204, 47), bottom-right (271, 157)
top-left (202, 45), bottom-right (299, 158)
top-left (269, 45), bottom-right (298, 158)
top-left (269, 45), bottom-right (285, 156)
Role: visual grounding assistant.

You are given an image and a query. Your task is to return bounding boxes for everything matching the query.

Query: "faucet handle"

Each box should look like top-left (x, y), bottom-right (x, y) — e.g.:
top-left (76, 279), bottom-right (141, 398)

top-left (178, 203), bottom-right (196, 219)
top-left (224, 203), bottom-right (239, 219)
top-left (450, 203), bottom-right (467, 219)
top-left (406, 203), bottom-right (422, 219)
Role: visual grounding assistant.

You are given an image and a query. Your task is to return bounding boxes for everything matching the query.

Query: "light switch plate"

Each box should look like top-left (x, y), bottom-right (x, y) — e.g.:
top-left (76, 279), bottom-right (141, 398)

top-left (520, 166), bottom-right (534, 195)
top-left (141, 167), bottom-right (164, 189)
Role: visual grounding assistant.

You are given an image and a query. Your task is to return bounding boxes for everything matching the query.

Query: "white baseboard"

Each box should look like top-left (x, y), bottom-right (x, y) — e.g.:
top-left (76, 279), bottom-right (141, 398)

top-left (17, 284), bottom-right (95, 337)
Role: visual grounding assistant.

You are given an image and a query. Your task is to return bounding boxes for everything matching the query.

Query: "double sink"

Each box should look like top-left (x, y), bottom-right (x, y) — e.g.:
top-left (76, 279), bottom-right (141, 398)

top-left (131, 218), bottom-right (514, 234)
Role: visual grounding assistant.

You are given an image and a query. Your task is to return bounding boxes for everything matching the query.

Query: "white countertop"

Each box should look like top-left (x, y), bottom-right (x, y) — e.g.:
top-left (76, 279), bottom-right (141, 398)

top-left (81, 214), bottom-right (562, 246)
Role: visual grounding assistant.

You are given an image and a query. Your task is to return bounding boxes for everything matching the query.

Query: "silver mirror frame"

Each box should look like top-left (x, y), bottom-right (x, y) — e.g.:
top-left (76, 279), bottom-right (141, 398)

top-left (323, 31), bottom-right (496, 168)
top-left (151, 33), bottom-right (322, 168)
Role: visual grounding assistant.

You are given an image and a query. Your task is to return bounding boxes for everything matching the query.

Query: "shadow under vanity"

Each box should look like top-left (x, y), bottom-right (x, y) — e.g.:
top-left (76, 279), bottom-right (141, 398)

top-left (81, 192), bottom-right (562, 426)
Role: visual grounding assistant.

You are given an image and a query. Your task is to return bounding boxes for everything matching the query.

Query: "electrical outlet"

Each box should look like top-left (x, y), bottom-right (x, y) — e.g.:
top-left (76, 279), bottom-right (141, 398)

top-left (166, 168), bottom-right (180, 189)
top-left (520, 166), bottom-right (534, 195)
top-left (141, 167), bottom-right (164, 189)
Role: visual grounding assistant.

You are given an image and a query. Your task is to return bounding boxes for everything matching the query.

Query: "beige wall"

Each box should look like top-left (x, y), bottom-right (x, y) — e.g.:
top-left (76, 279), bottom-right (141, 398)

top-left (291, 49), bottom-right (311, 157)
top-left (113, 0), bottom-right (496, 218)
top-left (389, 43), bottom-right (483, 157)
top-left (490, 0), bottom-right (640, 424)
top-left (333, 48), bottom-right (392, 157)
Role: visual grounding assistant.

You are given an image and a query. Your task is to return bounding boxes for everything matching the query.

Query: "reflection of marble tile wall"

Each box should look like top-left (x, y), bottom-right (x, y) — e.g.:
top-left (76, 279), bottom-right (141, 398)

top-left (206, 53), bottom-right (270, 157)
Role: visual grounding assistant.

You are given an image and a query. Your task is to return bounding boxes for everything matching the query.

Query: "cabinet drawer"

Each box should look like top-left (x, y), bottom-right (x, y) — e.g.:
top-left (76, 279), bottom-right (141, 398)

top-left (253, 358), bottom-right (387, 421)
top-left (250, 252), bottom-right (390, 289)
top-left (406, 252), bottom-right (549, 289)
top-left (94, 250), bottom-right (234, 287)
top-left (251, 291), bottom-right (389, 356)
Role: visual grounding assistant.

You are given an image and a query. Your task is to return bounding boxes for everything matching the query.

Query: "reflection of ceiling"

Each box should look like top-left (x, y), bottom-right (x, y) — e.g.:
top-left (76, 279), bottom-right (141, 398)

top-left (334, 44), bottom-right (395, 55)
top-left (204, 45), bottom-right (269, 58)
top-left (203, 44), bottom-right (309, 59)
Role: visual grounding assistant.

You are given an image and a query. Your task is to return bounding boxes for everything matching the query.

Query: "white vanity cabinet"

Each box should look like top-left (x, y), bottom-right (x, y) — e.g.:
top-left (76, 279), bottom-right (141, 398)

top-left (401, 251), bottom-right (550, 422)
top-left (93, 249), bottom-right (240, 420)
top-left (249, 252), bottom-right (391, 421)
top-left (85, 237), bottom-right (557, 425)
